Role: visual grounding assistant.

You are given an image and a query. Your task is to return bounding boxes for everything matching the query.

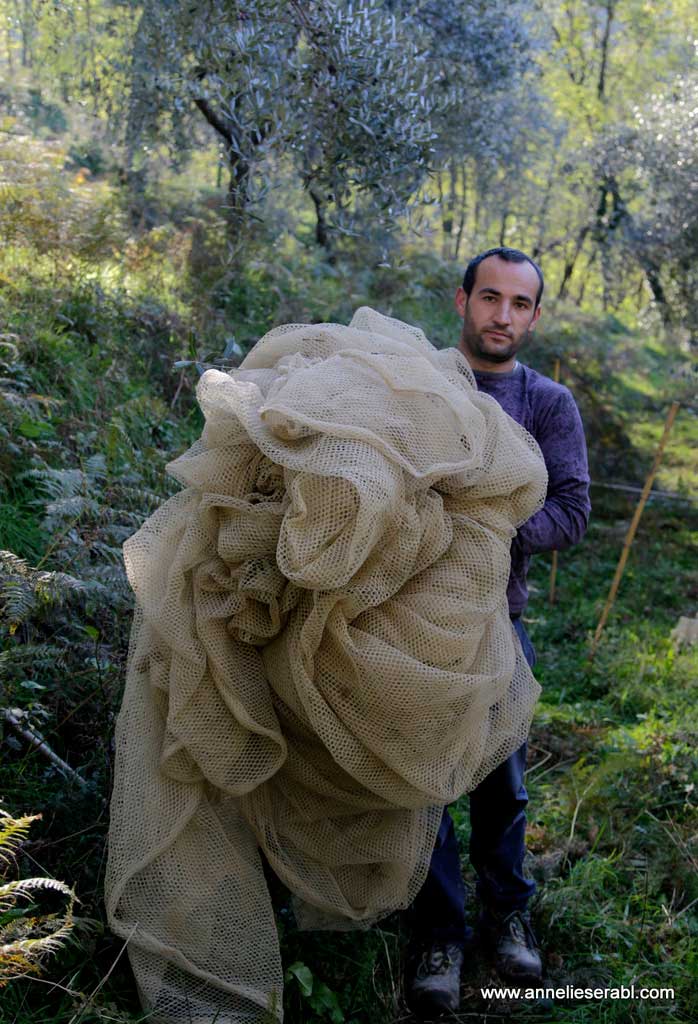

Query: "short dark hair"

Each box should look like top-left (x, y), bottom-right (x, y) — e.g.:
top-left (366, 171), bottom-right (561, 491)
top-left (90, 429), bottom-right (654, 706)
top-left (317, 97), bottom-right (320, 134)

top-left (462, 247), bottom-right (544, 308)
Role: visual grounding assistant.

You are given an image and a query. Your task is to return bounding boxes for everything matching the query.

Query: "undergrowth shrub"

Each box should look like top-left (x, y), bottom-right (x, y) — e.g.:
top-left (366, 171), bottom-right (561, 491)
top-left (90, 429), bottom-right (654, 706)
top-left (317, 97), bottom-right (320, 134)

top-left (0, 134), bottom-right (124, 261)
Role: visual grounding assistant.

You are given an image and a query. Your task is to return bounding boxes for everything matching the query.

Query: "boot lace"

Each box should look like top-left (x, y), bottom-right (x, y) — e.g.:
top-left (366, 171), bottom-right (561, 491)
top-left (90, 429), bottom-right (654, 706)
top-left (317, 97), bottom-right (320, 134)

top-left (415, 943), bottom-right (458, 979)
top-left (503, 911), bottom-right (539, 950)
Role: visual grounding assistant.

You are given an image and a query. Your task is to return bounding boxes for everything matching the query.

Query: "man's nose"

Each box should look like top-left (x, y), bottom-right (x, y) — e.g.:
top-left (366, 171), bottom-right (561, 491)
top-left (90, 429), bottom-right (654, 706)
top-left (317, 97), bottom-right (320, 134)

top-left (493, 302), bottom-right (512, 326)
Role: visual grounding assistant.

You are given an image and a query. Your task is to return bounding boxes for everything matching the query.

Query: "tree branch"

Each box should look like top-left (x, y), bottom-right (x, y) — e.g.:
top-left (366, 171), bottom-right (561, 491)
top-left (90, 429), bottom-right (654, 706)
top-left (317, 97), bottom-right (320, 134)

top-left (2, 708), bottom-right (89, 790)
top-left (193, 96), bottom-right (234, 147)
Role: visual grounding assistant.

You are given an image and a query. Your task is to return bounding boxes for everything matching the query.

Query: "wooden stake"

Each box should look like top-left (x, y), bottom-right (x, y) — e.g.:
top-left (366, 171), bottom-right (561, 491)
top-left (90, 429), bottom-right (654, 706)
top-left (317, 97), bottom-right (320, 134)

top-left (549, 358), bottom-right (561, 605)
top-left (588, 401), bottom-right (680, 658)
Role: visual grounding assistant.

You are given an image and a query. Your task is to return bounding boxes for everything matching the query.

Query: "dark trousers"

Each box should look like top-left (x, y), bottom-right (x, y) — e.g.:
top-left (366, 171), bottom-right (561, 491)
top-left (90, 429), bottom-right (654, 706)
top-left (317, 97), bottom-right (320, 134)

top-left (412, 617), bottom-right (537, 947)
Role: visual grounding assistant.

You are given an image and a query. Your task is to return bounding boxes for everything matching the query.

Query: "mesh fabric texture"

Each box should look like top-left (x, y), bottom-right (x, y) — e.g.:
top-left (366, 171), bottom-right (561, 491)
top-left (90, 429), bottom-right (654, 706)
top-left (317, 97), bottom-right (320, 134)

top-left (105, 307), bottom-right (548, 1022)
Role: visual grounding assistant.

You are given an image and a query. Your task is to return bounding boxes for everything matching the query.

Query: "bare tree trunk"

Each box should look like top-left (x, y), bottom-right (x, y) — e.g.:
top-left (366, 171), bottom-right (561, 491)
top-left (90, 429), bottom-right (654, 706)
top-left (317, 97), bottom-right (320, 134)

top-left (597, 1), bottom-right (616, 101)
top-left (436, 169), bottom-right (451, 260)
top-left (84, 0), bottom-right (100, 113)
top-left (445, 162), bottom-right (459, 260)
top-left (575, 250), bottom-right (596, 304)
top-left (6, 17), bottom-right (13, 71)
top-left (601, 248), bottom-right (610, 310)
top-left (557, 226), bottom-right (589, 299)
top-left (453, 160), bottom-right (468, 264)
top-left (123, 8), bottom-right (157, 228)
top-left (472, 186), bottom-right (481, 249)
top-left (16, 0), bottom-right (32, 67)
top-left (532, 152), bottom-right (557, 259)
top-left (309, 187), bottom-right (335, 263)
top-left (499, 211), bottom-right (509, 247)
top-left (226, 156), bottom-right (250, 232)
top-left (642, 263), bottom-right (670, 325)
top-left (193, 96), bottom-right (260, 239)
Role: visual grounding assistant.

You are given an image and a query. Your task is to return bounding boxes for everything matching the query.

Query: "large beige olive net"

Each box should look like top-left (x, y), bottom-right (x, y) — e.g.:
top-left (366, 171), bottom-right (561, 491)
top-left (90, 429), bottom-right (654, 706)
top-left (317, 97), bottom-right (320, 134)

top-left (105, 307), bottom-right (547, 1023)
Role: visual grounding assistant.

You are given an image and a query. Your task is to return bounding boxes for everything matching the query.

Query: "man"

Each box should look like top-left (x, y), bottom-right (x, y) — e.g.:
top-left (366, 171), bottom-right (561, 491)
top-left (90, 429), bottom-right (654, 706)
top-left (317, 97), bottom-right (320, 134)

top-left (407, 247), bottom-right (591, 1017)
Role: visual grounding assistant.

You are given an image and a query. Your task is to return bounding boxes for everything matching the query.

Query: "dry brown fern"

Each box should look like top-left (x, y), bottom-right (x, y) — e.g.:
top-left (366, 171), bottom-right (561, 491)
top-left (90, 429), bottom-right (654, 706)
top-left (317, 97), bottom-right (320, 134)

top-left (0, 811), bottom-right (76, 987)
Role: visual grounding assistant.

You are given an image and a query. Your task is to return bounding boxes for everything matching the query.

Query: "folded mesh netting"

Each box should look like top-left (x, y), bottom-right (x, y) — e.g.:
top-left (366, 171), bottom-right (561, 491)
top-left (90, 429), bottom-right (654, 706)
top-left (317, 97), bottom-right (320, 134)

top-left (105, 307), bottom-right (548, 1022)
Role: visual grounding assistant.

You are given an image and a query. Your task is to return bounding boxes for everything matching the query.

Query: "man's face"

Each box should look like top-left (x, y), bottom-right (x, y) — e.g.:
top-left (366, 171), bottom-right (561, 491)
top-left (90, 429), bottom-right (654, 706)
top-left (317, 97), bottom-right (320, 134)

top-left (455, 255), bottom-right (541, 371)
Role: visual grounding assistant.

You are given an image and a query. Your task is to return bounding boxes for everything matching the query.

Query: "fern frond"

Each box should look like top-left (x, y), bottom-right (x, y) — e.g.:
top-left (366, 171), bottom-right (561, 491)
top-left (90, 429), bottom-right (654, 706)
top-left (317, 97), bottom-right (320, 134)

top-left (0, 550), bottom-right (30, 577)
top-left (43, 495), bottom-right (94, 523)
top-left (117, 485), bottom-right (164, 509)
top-left (0, 576), bottom-right (37, 624)
top-left (84, 453), bottom-right (107, 481)
top-left (0, 916), bottom-right (75, 982)
top-left (83, 560), bottom-right (127, 583)
top-left (25, 466), bottom-right (85, 500)
top-left (73, 576), bottom-right (110, 598)
top-left (1, 642), bottom-right (66, 673)
top-left (2, 919), bottom-right (74, 957)
top-left (0, 950), bottom-right (40, 988)
top-left (0, 538), bottom-right (118, 627)
top-left (2, 907), bottom-right (75, 942)
top-left (0, 876), bottom-right (76, 905)
top-left (0, 388), bottom-right (32, 411)
top-left (113, 394), bottom-right (169, 424)
top-left (0, 813), bottom-right (40, 871)
top-left (90, 535), bottom-right (129, 559)
top-left (38, 570), bottom-right (90, 597)
top-left (0, 810), bottom-right (76, 985)
top-left (0, 338), bottom-right (19, 360)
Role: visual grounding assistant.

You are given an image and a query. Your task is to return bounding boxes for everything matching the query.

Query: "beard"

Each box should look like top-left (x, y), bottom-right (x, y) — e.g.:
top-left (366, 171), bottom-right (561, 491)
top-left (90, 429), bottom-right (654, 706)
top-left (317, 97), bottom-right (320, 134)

top-left (459, 308), bottom-right (531, 366)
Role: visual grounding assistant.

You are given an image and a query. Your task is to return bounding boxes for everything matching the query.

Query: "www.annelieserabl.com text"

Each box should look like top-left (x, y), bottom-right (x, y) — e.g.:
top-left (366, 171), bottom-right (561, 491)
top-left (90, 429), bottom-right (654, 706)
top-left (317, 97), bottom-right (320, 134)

top-left (481, 984), bottom-right (675, 1001)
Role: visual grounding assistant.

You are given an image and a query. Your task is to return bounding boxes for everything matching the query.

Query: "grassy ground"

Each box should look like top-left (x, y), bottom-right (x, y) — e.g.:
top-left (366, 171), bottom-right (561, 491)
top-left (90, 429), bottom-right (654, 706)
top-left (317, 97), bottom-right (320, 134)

top-left (1, 227), bottom-right (697, 1023)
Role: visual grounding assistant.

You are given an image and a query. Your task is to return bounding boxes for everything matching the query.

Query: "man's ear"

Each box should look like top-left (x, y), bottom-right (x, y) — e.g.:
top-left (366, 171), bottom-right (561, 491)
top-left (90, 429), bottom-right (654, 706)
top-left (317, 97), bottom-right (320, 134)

top-left (529, 305), bottom-right (542, 331)
top-left (455, 287), bottom-right (467, 319)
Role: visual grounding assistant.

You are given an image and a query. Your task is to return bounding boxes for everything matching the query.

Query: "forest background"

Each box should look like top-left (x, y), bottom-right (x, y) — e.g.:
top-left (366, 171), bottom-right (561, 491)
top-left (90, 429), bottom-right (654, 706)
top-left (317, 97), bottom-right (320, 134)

top-left (0, 1), bottom-right (697, 1022)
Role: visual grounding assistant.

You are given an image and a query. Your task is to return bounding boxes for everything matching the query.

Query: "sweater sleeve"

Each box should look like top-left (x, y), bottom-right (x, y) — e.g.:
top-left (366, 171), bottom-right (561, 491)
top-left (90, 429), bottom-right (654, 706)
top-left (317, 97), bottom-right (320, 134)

top-left (514, 387), bottom-right (591, 556)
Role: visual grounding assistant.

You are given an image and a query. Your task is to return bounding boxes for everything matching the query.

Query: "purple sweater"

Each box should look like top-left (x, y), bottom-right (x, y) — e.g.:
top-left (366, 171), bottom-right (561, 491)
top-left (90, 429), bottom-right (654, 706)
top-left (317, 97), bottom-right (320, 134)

top-left (473, 363), bottom-right (591, 616)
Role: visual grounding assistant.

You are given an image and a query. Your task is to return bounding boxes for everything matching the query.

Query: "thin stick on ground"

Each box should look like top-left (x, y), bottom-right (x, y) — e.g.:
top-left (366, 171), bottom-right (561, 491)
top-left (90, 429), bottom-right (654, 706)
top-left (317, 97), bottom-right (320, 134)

top-left (1, 708), bottom-right (89, 790)
top-left (588, 401), bottom-right (680, 658)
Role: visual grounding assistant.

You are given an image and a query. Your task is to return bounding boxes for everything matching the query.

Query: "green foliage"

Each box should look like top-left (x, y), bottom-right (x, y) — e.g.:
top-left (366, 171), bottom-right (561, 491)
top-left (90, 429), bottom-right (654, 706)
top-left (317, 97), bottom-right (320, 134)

top-left (24, 89), bottom-right (68, 134)
top-left (122, 0), bottom-right (463, 240)
top-left (285, 962), bottom-right (345, 1023)
top-left (0, 134), bottom-right (124, 261)
top-left (280, 924), bottom-right (401, 1023)
top-left (595, 71), bottom-right (698, 332)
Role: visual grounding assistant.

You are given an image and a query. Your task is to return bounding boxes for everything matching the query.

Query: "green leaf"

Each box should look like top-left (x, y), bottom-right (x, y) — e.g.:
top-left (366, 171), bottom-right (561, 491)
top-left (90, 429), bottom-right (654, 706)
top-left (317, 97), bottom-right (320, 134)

top-left (0, 905), bottom-right (36, 928)
top-left (309, 981), bottom-right (345, 1022)
top-left (18, 417), bottom-right (55, 439)
top-left (285, 961), bottom-right (313, 997)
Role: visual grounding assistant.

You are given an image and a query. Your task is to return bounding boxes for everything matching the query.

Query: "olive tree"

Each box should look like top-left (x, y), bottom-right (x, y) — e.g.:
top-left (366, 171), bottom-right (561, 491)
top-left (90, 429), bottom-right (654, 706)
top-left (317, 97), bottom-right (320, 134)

top-left (121, 0), bottom-right (543, 253)
top-left (121, 2), bottom-right (438, 242)
top-left (591, 73), bottom-right (698, 334)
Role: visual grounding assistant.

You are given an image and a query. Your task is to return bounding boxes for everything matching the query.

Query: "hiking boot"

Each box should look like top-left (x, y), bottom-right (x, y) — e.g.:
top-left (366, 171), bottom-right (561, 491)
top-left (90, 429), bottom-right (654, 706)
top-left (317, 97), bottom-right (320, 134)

top-left (406, 941), bottom-right (464, 1018)
top-left (480, 908), bottom-right (542, 984)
